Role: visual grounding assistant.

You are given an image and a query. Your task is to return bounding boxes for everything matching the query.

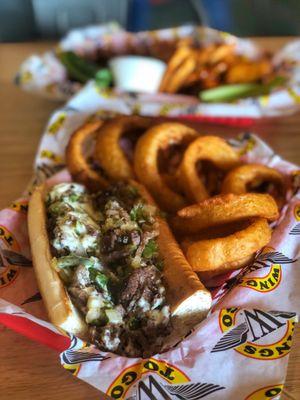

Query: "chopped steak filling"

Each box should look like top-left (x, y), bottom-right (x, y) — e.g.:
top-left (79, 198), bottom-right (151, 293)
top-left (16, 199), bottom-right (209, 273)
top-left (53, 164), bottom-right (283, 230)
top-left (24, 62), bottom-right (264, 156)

top-left (46, 182), bottom-right (171, 357)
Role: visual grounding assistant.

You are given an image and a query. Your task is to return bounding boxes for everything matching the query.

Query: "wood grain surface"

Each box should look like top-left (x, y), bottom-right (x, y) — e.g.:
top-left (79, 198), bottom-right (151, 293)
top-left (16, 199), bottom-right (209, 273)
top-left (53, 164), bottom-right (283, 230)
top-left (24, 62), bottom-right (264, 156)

top-left (0, 38), bottom-right (299, 400)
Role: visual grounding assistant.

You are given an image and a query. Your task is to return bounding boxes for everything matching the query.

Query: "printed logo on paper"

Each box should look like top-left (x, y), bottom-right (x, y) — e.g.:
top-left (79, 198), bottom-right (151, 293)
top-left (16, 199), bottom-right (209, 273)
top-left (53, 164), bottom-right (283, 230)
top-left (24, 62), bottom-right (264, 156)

top-left (39, 149), bottom-right (63, 164)
top-left (18, 70), bottom-right (33, 85)
top-left (47, 113), bottom-right (66, 135)
top-left (238, 264), bottom-right (282, 292)
top-left (159, 103), bottom-right (182, 116)
top-left (21, 291), bottom-right (42, 305)
top-left (245, 384), bottom-right (283, 399)
top-left (214, 249), bottom-right (295, 304)
top-left (9, 199), bottom-right (28, 214)
top-left (61, 335), bottom-right (110, 376)
top-left (34, 163), bottom-right (65, 184)
top-left (294, 204), bottom-right (300, 221)
top-left (287, 88), bottom-right (300, 104)
top-left (62, 362), bottom-right (81, 376)
top-left (107, 358), bottom-right (225, 399)
top-left (228, 133), bottom-right (256, 156)
top-left (94, 85), bottom-right (115, 98)
top-left (212, 308), bottom-right (296, 360)
top-left (289, 204), bottom-right (300, 235)
top-left (0, 226), bottom-right (21, 287)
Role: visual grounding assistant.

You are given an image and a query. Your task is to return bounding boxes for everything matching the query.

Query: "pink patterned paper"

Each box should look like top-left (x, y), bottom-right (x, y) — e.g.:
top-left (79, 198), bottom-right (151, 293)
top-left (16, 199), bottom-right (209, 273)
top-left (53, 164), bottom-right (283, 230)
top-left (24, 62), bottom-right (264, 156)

top-left (0, 89), bottom-right (299, 398)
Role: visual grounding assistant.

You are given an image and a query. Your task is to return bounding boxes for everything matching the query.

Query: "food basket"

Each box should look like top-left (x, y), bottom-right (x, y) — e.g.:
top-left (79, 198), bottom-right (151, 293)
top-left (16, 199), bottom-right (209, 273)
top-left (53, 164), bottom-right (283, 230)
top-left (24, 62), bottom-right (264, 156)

top-left (1, 84), bottom-right (300, 399)
top-left (16, 23), bottom-right (300, 122)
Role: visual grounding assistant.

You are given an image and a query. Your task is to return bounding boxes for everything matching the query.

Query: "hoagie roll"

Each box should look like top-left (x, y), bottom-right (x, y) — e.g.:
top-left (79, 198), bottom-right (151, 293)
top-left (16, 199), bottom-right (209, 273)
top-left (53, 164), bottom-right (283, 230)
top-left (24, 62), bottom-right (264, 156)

top-left (28, 181), bottom-right (211, 357)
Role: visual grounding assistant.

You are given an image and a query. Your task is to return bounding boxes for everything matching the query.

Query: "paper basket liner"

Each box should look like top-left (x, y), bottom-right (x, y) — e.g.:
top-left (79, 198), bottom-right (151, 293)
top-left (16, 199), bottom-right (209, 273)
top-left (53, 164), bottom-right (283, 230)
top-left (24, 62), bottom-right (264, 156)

top-left (16, 23), bottom-right (300, 120)
top-left (1, 85), bottom-right (300, 399)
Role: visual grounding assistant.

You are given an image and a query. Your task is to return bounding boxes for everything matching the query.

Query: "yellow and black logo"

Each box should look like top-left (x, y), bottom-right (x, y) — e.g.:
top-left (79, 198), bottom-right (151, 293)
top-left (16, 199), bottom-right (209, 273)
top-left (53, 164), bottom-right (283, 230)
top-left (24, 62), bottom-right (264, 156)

top-left (9, 200), bottom-right (28, 214)
top-left (289, 204), bottom-right (300, 235)
top-left (238, 264), bottom-right (282, 292)
top-left (212, 308), bottom-right (296, 360)
top-left (62, 363), bottom-right (81, 376)
top-left (228, 133), bottom-right (256, 156)
top-left (239, 136), bottom-right (256, 156)
top-left (94, 85), bottom-right (114, 98)
top-left (159, 103), bottom-right (182, 116)
top-left (40, 149), bottom-right (63, 163)
top-left (287, 88), bottom-right (300, 103)
top-left (0, 226), bottom-right (21, 287)
top-left (107, 358), bottom-right (226, 399)
top-left (47, 113), bottom-right (66, 135)
top-left (294, 204), bottom-right (300, 221)
top-left (61, 335), bottom-right (109, 377)
top-left (245, 384), bottom-right (283, 399)
top-left (107, 358), bottom-right (189, 399)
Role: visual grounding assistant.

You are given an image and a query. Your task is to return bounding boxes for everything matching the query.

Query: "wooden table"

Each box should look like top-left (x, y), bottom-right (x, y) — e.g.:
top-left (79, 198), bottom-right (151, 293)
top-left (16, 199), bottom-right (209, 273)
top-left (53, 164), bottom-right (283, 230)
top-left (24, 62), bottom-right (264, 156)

top-left (0, 38), bottom-right (299, 400)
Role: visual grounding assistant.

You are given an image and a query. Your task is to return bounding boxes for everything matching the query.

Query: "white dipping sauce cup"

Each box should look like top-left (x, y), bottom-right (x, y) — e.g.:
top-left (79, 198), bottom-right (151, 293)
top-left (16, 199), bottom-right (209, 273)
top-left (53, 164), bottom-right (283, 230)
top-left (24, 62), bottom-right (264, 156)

top-left (109, 56), bottom-right (166, 94)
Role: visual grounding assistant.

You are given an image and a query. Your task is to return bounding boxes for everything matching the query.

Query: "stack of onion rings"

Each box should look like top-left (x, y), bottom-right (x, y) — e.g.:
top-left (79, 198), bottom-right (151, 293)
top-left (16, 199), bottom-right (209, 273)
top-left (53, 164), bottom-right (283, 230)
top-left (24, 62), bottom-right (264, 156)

top-left (221, 163), bottom-right (285, 208)
top-left (134, 122), bottom-right (198, 212)
top-left (65, 117), bottom-right (286, 281)
top-left (66, 120), bottom-right (108, 191)
top-left (172, 193), bottom-right (279, 235)
top-left (178, 136), bottom-right (240, 203)
top-left (185, 217), bottom-right (271, 280)
top-left (94, 115), bottom-right (153, 181)
top-left (174, 193), bottom-right (278, 280)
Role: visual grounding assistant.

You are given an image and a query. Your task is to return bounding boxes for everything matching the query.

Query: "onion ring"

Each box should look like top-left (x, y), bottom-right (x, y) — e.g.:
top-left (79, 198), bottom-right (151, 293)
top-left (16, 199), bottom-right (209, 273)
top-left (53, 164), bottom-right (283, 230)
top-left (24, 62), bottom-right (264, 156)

top-left (197, 254), bottom-right (254, 281)
top-left (172, 193), bottom-right (279, 235)
top-left (161, 172), bottom-right (186, 195)
top-left (178, 136), bottom-right (240, 203)
top-left (94, 115), bottom-right (152, 181)
top-left (184, 217), bottom-right (271, 274)
top-left (221, 163), bottom-right (285, 207)
top-left (134, 122), bottom-right (198, 213)
top-left (66, 120), bottom-right (108, 191)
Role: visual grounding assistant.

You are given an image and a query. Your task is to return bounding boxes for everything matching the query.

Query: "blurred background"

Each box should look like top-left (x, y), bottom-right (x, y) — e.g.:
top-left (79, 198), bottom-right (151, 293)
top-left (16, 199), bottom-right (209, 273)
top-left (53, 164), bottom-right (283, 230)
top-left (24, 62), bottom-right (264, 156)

top-left (1, 0), bottom-right (300, 42)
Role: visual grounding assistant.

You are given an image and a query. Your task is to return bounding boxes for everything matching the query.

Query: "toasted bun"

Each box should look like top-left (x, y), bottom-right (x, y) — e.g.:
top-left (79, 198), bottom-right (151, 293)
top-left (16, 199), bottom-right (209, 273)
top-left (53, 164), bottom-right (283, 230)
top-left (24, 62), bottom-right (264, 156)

top-left (28, 183), bottom-right (88, 338)
top-left (132, 181), bottom-right (212, 337)
top-left (28, 181), bottom-right (211, 347)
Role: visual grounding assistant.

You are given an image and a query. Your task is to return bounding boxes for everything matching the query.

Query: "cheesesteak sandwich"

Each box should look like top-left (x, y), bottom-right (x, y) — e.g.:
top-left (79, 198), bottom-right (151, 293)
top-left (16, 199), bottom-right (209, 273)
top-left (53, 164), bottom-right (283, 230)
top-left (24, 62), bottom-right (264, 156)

top-left (28, 181), bottom-right (211, 357)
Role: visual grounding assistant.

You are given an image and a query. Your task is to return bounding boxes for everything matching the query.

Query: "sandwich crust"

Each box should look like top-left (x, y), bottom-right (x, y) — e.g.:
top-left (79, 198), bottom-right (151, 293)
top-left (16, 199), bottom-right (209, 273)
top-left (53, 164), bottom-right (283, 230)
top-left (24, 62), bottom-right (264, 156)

top-left (132, 181), bottom-right (212, 334)
top-left (28, 183), bottom-right (88, 337)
